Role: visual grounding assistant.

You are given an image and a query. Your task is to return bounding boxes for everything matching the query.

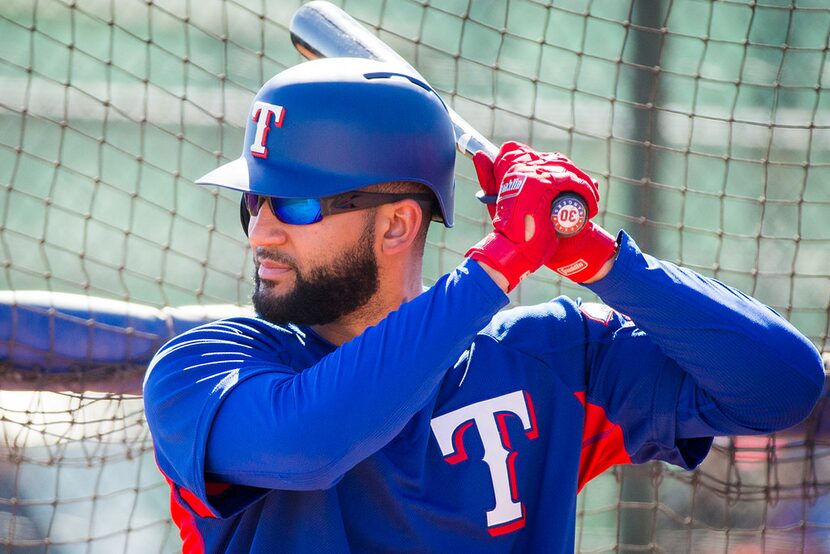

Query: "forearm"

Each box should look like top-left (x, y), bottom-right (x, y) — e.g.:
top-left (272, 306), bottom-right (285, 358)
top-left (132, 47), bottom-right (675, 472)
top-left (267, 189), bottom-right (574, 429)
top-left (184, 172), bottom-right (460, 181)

top-left (586, 232), bottom-right (823, 433)
top-left (200, 259), bottom-right (508, 489)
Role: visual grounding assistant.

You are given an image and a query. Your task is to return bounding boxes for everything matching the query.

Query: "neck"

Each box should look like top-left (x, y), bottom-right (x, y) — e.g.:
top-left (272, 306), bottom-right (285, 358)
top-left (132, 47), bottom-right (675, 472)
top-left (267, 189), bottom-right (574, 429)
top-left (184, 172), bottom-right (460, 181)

top-left (310, 263), bottom-right (424, 346)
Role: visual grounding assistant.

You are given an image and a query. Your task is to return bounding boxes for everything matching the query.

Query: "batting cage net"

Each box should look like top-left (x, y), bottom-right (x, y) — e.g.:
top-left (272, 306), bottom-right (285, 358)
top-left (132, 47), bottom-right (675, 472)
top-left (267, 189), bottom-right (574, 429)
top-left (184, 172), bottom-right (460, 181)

top-left (1, 0), bottom-right (829, 552)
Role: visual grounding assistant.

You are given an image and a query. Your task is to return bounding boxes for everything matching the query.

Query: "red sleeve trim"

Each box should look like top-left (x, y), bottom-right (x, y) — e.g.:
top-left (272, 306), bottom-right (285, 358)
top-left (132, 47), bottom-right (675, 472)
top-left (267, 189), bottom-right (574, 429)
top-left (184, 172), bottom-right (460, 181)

top-left (155, 458), bottom-right (226, 554)
top-left (161, 474), bottom-right (207, 554)
top-left (573, 391), bottom-right (632, 492)
top-left (178, 486), bottom-right (217, 519)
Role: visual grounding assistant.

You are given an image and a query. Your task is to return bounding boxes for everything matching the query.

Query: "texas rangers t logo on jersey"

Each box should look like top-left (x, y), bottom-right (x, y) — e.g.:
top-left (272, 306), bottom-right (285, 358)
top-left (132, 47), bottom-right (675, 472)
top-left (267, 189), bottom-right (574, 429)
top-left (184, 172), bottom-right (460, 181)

top-left (249, 101), bottom-right (285, 159)
top-left (498, 174), bottom-right (526, 201)
top-left (430, 390), bottom-right (538, 536)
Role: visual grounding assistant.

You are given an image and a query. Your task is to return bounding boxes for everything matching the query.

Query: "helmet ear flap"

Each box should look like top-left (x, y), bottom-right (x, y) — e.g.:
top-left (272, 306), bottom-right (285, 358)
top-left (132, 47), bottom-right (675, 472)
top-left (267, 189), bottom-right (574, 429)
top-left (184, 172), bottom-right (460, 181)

top-left (240, 196), bottom-right (251, 236)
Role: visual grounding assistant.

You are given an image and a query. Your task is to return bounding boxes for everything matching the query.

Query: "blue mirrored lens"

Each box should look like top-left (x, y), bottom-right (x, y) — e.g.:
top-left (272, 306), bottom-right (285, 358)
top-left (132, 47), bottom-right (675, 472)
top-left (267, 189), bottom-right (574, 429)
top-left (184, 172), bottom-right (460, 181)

top-left (271, 198), bottom-right (323, 225)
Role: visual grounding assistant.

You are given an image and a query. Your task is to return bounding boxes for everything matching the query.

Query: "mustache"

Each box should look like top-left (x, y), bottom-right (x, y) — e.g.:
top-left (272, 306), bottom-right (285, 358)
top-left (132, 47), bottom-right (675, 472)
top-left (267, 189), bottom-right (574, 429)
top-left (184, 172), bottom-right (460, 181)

top-left (255, 247), bottom-right (299, 270)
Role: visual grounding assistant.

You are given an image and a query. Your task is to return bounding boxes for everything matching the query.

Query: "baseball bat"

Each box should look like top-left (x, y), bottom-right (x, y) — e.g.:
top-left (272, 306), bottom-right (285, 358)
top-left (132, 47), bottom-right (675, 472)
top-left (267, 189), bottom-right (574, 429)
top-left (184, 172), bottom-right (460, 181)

top-left (289, 1), bottom-right (587, 237)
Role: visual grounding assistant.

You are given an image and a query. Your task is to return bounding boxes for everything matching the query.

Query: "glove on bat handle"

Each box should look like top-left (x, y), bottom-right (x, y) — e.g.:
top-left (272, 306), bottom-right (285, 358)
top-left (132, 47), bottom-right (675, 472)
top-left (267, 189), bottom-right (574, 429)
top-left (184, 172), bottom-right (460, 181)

top-left (289, 1), bottom-right (587, 236)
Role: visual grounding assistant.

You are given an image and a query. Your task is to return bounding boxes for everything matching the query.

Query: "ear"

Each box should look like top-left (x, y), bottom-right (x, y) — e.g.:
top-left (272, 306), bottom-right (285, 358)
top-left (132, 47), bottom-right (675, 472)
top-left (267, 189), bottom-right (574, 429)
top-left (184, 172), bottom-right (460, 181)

top-left (376, 199), bottom-right (424, 256)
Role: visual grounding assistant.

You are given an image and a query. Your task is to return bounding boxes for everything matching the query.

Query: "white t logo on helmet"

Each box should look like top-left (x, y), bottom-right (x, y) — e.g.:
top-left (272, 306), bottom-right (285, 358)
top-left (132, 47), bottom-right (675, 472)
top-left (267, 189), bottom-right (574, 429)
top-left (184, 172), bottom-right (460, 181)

top-left (250, 101), bottom-right (285, 159)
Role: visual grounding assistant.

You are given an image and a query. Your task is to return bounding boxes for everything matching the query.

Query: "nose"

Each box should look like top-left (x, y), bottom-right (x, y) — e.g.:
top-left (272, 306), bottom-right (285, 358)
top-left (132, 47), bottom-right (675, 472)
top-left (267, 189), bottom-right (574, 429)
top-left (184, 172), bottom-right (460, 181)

top-left (247, 203), bottom-right (289, 248)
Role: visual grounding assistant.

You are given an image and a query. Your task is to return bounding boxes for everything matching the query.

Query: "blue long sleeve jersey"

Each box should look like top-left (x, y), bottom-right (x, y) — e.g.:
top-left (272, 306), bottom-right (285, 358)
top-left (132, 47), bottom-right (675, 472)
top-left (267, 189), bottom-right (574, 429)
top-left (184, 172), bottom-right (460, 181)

top-left (143, 232), bottom-right (823, 553)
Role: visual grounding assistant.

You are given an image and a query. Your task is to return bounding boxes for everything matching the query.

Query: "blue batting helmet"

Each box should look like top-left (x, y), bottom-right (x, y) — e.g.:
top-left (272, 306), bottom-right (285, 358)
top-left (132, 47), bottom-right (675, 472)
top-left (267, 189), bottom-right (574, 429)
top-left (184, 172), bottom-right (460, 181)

top-left (196, 57), bottom-right (457, 227)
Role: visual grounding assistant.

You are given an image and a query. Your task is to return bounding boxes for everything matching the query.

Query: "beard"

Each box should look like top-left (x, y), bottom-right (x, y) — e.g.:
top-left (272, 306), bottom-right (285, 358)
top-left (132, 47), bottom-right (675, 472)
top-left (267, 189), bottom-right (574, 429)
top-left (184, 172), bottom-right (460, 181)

top-left (251, 218), bottom-right (380, 327)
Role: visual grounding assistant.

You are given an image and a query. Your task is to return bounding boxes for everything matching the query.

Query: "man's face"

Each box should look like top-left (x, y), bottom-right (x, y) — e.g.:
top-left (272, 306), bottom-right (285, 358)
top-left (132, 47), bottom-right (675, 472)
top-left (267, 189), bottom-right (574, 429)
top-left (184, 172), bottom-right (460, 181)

top-left (251, 211), bottom-right (380, 326)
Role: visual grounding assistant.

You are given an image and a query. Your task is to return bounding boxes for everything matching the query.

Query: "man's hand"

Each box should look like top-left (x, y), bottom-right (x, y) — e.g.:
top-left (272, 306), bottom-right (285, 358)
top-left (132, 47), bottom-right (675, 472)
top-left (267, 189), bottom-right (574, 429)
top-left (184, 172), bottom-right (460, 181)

top-left (466, 144), bottom-right (563, 292)
top-left (473, 142), bottom-right (617, 284)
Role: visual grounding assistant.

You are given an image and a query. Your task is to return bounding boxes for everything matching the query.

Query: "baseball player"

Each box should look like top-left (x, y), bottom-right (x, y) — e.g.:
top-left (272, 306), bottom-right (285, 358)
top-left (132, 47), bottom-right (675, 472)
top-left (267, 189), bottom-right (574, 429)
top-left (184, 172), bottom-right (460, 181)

top-left (142, 58), bottom-right (824, 553)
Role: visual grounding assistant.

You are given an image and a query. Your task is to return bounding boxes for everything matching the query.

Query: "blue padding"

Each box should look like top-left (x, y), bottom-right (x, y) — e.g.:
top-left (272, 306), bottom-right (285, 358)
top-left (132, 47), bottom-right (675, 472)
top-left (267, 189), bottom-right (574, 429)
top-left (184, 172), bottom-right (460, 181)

top-left (0, 291), bottom-right (169, 372)
top-left (0, 291), bottom-right (244, 373)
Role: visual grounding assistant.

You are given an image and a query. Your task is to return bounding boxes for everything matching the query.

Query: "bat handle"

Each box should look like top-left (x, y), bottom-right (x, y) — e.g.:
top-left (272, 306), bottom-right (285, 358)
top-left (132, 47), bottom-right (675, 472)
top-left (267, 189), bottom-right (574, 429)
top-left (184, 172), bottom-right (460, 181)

top-left (456, 128), bottom-right (498, 161)
top-left (475, 191), bottom-right (589, 238)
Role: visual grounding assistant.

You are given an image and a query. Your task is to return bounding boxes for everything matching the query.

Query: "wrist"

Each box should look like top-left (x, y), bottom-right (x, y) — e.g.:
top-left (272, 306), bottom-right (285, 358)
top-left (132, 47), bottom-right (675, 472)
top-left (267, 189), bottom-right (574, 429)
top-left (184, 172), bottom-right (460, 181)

top-left (545, 224), bottom-right (617, 283)
top-left (476, 261), bottom-right (510, 293)
top-left (466, 233), bottom-right (540, 292)
top-left (580, 246), bottom-right (618, 284)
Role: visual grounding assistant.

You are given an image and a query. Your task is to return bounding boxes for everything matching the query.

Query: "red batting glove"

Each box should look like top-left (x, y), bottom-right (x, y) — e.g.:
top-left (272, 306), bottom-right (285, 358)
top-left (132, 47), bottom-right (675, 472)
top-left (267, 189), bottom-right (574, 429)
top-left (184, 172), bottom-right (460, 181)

top-left (473, 142), bottom-right (617, 284)
top-left (466, 159), bottom-right (561, 292)
top-left (545, 222), bottom-right (617, 282)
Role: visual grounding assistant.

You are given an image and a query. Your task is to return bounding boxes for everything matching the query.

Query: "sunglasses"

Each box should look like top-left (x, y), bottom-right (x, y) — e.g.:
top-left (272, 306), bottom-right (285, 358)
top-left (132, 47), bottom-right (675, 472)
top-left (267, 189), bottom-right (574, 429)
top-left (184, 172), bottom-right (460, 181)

top-left (242, 191), bottom-right (435, 226)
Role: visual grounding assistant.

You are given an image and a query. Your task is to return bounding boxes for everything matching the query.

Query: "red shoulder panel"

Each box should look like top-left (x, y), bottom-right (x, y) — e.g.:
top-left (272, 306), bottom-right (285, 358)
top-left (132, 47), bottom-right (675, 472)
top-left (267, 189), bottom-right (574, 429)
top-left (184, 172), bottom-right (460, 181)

top-left (573, 391), bottom-right (632, 492)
